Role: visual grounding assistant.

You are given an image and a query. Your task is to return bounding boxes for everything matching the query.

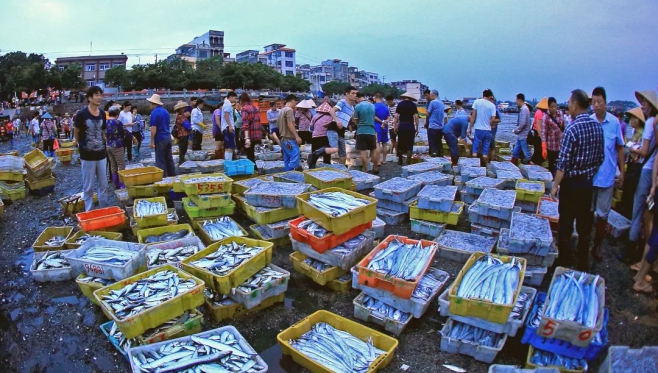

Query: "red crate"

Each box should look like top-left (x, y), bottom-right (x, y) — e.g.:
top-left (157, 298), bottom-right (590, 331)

top-left (289, 216), bottom-right (371, 253)
top-left (76, 206), bottom-right (126, 232)
top-left (536, 197), bottom-right (559, 231)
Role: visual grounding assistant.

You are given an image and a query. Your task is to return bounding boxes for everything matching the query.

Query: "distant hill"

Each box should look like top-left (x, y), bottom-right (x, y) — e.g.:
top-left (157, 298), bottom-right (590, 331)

top-left (609, 100), bottom-right (638, 112)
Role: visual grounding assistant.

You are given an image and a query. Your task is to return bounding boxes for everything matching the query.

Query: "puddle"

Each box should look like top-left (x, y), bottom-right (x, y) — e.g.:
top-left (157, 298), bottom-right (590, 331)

top-left (284, 297), bottom-right (294, 309)
top-left (259, 343), bottom-right (297, 373)
top-left (52, 296), bottom-right (80, 305)
top-left (14, 247), bottom-right (34, 271)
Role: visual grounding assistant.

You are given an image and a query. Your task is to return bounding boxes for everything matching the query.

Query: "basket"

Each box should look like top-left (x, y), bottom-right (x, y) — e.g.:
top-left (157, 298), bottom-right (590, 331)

top-left (76, 207), bottom-right (126, 232)
top-left (133, 197), bottom-right (168, 228)
top-left (118, 166), bottom-right (164, 187)
top-left (248, 224), bottom-right (291, 250)
top-left (353, 292), bottom-right (412, 336)
top-left (64, 230), bottom-right (123, 250)
top-left (289, 216), bottom-right (372, 254)
top-left (181, 172), bottom-right (233, 195)
top-left (303, 167), bottom-right (354, 190)
top-left (32, 226), bottom-right (74, 252)
top-left (296, 187), bottom-right (377, 235)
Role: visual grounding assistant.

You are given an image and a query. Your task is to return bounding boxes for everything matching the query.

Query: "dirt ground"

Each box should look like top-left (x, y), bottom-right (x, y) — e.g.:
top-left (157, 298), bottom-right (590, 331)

top-left (0, 119), bottom-right (657, 373)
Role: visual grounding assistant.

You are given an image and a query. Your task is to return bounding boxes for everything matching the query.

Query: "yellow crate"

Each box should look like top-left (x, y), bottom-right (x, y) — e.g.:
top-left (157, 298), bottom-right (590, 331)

top-left (118, 166), bottom-right (164, 187)
top-left (64, 230), bottom-right (123, 249)
top-left (127, 184), bottom-right (158, 198)
top-left (409, 201), bottom-right (463, 225)
top-left (303, 167), bottom-right (353, 190)
top-left (525, 346), bottom-right (587, 373)
top-left (277, 310), bottom-right (398, 373)
top-left (193, 217), bottom-right (248, 245)
top-left (205, 293), bottom-right (285, 322)
top-left (24, 149), bottom-right (49, 172)
top-left (183, 197), bottom-right (235, 219)
top-left (448, 252), bottom-right (527, 324)
top-left (135, 310), bottom-right (204, 345)
top-left (188, 193), bottom-right (232, 209)
top-left (133, 197), bottom-right (168, 228)
top-left (55, 148), bottom-right (74, 157)
top-left (290, 251), bottom-right (347, 286)
top-left (325, 276), bottom-right (351, 293)
top-left (181, 236), bottom-right (273, 294)
top-left (296, 187), bottom-right (377, 235)
top-left (76, 273), bottom-right (106, 306)
top-left (1, 186), bottom-right (26, 201)
top-left (0, 200), bottom-right (3, 215)
top-left (614, 188), bottom-right (623, 200)
top-left (180, 172), bottom-right (233, 195)
top-left (58, 154), bottom-right (72, 162)
top-left (233, 194), bottom-right (299, 225)
top-left (25, 175), bottom-right (55, 190)
top-left (248, 224), bottom-right (291, 249)
top-left (137, 224), bottom-right (194, 244)
top-left (59, 139), bottom-right (76, 148)
top-left (93, 265), bottom-right (205, 339)
top-left (173, 173), bottom-right (201, 193)
top-left (0, 171), bottom-right (23, 182)
top-left (33, 226), bottom-right (74, 252)
top-left (515, 179), bottom-right (545, 203)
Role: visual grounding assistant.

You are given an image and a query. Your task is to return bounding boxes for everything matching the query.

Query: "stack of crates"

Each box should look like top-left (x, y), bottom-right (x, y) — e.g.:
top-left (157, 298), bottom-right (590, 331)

top-left (0, 155), bottom-right (26, 202)
top-left (514, 179), bottom-right (546, 215)
top-left (409, 184), bottom-right (463, 227)
top-left (454, 157), bottom-right (485, 194)
top-left (495, 140), bottom-right (511, 156)
top-left (519, 165), bottom-right (554, 212)
top-left (255, 160), bottom-right (286, 175)
top-left (24, 149), bottom-right (54, 196)
top-left (55, 148), bottom-right (74, 165)
top-left (406, 170), bottom-right (454, 238)
top-left (520, 268), bottom-right (607, 372)
top-left (180, 172), bottom-right (235, 224)
top-left (467, 188), bottom-right (518, 238)
top-left (372, 177), bottom-right (424, 225)
top-left (351, 235), bottom-right (450, 336)
top-left (489, 161), bottom-right (523, 190)
top-left (440, 252), bottom-right (533, 363)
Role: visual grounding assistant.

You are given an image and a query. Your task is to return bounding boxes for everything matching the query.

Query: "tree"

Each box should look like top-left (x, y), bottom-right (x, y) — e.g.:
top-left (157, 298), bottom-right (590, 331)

top-left (321, 81), bottom-right (350, 96)
top-left (359, 83), bottom-right (401, 98)
top-left (189, 56), bottom-right (223, 89)
top-left (60, 63), bottom-right (85, 90)
top-left (279, 74), bottom-right (311, 92)
top-left (104, 65), bottom-right (131, 90)
top-left (46, 66), bottom-right (63, 90)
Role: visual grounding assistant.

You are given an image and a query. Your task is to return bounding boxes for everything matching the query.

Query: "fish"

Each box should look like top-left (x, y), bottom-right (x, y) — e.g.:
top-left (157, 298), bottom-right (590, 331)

top-left (77, 275), bottom-right (112, 286)
top-left (436, 230), bottom-right (495, 254)
top-left (205, 289), bottom-right (238, 307)
top-left (476, 188), bottom-right (516, 209)
top-left (455, 255), bottom-right (522, 306)
top-left (307, 192), bottom-right (370, 217)
top-left (446, 320), bottom-right (503, 348)
top-left (361, 294), bottom-right (411, 322)
top-left (135, 199), bottom-right (167, 217)
top-left (74, 233), bottom-right (103, 244)
top-left (182, 175), bottom-right (229, 184)
top-left (201, 217), bottom-right (245, 241)
top-left (539, 199), bottom-right (559, 218)
top-left (44, 235), bottom-right (67, 247)
top-left (234, 266), bottom-right (286, 294)
top-left (530, 348), bottom-right (586, 370)
top-left (147, 244), bottom-right (199, 267)
top-left (190, 241), bottom-right (265, 276)
top-left (79, 246), bottom-right (138, 266)
top-left (543, 271), bottom-right (601, 328)
top-left (143, 229), bottom-right (192, 244)
top-left (306, 170), bottom-right (350, 182)
top-left (366, 238), bottom-right (435, 281)
top-left (411, 270), bottom-right (446, 301)
top-left (517, 181), bottom-right (544, 192)
top-left (297, 219), bottom-right (330, 238)
top-left (442, 364), bottom-right (467, 373)
top-left (302, 257), bottom-right (334, 272)
top-left (32, 251), bottom-right (70, 270)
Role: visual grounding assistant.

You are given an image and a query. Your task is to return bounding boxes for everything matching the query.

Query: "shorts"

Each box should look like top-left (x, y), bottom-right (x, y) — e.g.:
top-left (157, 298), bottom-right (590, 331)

top-left (356, 134), bottom-right (377, 151)
top-left (270, 127), bottom-right (280, 138)
top-left (592, 185), bottom-right (614, 219)
top-left (376, 129), bottom-right (389, 143)
top-left (214, 132), bottom-right (224, 142)
top-left (472, 129), bottom-right (492, 156)
top-left (389, 128), bottom-right (397, 141)
top-left (223, 129), bottom-right (236, 149)
top-left (327, 130), bottom-right (346, 157)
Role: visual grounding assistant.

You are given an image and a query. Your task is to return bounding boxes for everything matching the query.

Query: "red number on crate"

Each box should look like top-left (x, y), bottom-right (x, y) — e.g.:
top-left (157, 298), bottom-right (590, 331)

top-left (541, 320), bottom-right (557, 337)
top-left (578, 330), bottom-right (592, 341)
top-left (84, 263), bottom-right (104, 275)
top-left (263, 195), bottom-right (281, 205)
top-left (196, 184), bottom-right (203, 193)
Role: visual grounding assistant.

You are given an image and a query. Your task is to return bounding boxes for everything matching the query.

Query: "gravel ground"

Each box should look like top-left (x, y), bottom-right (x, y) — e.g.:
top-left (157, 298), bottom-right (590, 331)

top-left (0, 117), bottom-right (657, 373)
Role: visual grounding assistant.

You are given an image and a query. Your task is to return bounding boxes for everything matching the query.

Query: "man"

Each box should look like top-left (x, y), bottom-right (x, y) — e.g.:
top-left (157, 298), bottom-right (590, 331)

top-left (467, 89), bottom-right (497, 165)
top-left (511, 93), bottom-right (532, 165)
top-left (13, 117), bottom-right (21, 136)
top-left (277, 94), bottom-right (302, 171)
top-left (309, 86), bottom-right (356, 167)
top-left (422, 89), bottom-right (432, 129)
top-left (119, 101), bottom-right (134, 161)
top-left (489, 103), bottom-right (503, 161)
top-left (266, 101), bottom-right (279, 138)
top-left (30, 113), bottom-right (40, 145)
top-left (386, 95), bottom-right (397, 154)
top-left (454, 100), bottom-right (467, 117)
top-left (589, 87), bottom-right (625, 261)
top-left (147, 94), bottom-right (175, 177)
top-left (221, 92), bottom-right (238, 161)
top-left (550, 89), bottom-right (604, 272)
top-left (373, 93), bottom-right (390, 163)
top-left (73, 86), bottom-right (109, 211)
top-left (426, 89), bottom-right (446, 157)
top-left (443, 113), bottom-right (470, 165)
top-left (354, 92), bottom-right (380, 174)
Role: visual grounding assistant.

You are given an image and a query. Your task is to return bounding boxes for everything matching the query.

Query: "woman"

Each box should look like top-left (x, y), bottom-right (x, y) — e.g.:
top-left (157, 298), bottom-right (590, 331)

top-left (131, 107), bottom-right (144, 159)
top-left (239, 93), bottom-right (261, 164)
top-left (212, 102), bottom-right (223, 159)
top-left (105, 106), bottom-right (126, 189)
top-left (233, 101), bottom-right (243, 155)
top-left (394, 92), bottom-right (419, 165)
top-left (530, 97), bottom-right (547, 165)
top-left (40, 115), bottom-right (57, 157)
top-left (190, 99), bottom-right (206, 151)
top-left (542, 97), bottom-right (565, 174)
top-left (308, 102), bottom-right (334, 168)
top-left (295, 100), bottom-right (313, 145)
top-left (172, 100), bottom-right (192, 166)
top-left (633, 176), bottom-right (658, 293)
top-left (61, 113), bottom-right (72, 139)
top-left (621, 107), bottom-right (646, 218)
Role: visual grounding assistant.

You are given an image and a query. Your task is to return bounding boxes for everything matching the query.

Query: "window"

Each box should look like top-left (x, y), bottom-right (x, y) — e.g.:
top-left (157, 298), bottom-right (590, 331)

top-left (275, 51), bottom-right (281, 58)
top-left (319, 76), bottom-right (326, 82)
top-left (85, 64), bottom-right (96, 71)
top-left (286, 71), bottom-right (294, 76)
top-left (285, 61), bottom-right (294, 67)
top-left (285, 52), bottom-right (293, 58)
top-left (198, 50), bottom-right (208, 58)
top-left (99, 63), bottom-right (110, 71)
top-left (86, 79), bottom-right (96, 87)
top-left (58, 66), bottom-right (64, 71)
top-left (113, 62), bottom-right (124, 67)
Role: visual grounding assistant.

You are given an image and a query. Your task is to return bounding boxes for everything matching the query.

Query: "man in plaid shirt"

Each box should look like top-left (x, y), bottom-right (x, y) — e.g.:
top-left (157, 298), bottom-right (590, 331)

top-left (550, 89), bottom-right (604, 271)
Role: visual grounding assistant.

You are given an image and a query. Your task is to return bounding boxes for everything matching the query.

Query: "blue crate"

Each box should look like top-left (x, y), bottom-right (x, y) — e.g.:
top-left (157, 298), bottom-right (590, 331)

top-left (29, 185), bottom-right (55, 197)
top-left (168, 189), bottom-right (186, 201)
top-left (377, 196), bottom-right (417, 213)
top-left (224, 159), bottom-right (255, 176)
top-left (100, 321), bottom-right (129, 360)
top-left (459, 189), bottom-right (479, 204)
top-left (521, 292), bottom-right (609, 361)
top-left (373, 177), bottom-right (423, 203)
top-left (376, 207), bottom-right (408, 225)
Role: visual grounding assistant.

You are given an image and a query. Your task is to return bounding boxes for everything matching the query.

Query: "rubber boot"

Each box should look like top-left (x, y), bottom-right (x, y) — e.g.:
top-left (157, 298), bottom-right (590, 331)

top-left (451, 156), bottom-right (459, 166)
top-left (406, 151), bottom-right (413, 165)
top-left (510, 156), bottom-right (518, 166)
top-left (111, 173), bottom-right (121, 189)
top-left (591, 219), bottom-right (607, 261)
top-left (308, 147), bottom-right (324, 169)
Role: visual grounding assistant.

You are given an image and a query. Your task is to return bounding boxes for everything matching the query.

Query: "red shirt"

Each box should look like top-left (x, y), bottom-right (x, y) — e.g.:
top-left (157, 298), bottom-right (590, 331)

top-left (241, 103), bottom-right (262, 141)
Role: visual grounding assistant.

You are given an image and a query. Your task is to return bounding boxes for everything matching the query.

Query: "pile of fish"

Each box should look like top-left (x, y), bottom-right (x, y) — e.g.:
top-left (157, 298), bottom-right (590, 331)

top-left (330, 234), bottom-right (368, 258)
top-left (147, 245), bottom-right (200, 267)
top-left (106, 320), bottom-right (140, 353)
top-left (529, 348), bottom-right (586, 370)
top-left (407, 171), bottom-right (451, 185)
top-left (477, 189), bottom-right (516, 208)
top-left (135, 199), bottom-right (167, 217)
top-left (302, 257), bottom-right (334, 272)
top-left (361, 295), bottom-right (411, 322)
top-left (528, 294), bottom-right (605, 345)
top-left (73, 233), bottom-right (103, 245)
top-left (376, 177), bottom-right (420, 193)
top-left (307, 192), bottom-right (370, 217)
top-left (143, 229), bottom-right (192, 244)
top-left (278, 171), bottom-right (306, 183)
top-left (234, 266), bottom-right (286, 294)
top-left (539, 199), bottom-right (559, 218)
top-left (458, 158), bottom-right (481, 168)
top-left (190, 241), bottom-right (265, 276)
top-left (44, 235), bottom-right (67, 247)
top-left (323, 163), bottom-right (348, 171)
top-left (366, 238), bottom-right (436, 280)
top-left (517, 181), bottom-right (544, 192)
top-left (101, 270), bottom-right (197, 319)
top-left (77, 275), bottom-right (113, 287)
top-left (183, 175), bottom-right (229, 184)
top-left (543, 271), bottom-right (601, 328)
top-left (307, 170), bottom-right (350, 182)
top-left (527, 170), bottom-right (553, 183)
top-left (418, 185), bottom-right (457, 201)
top-left (466, 177), bottom-right (503, 189)
top-left (79, 246), bottom-right (138, 266)
top-left (495, 170), bottom-right (523, 183)
top-left (490, 161), bottom-right (519, 172)
top-left (509, 213), bottom-right (552, 243)
top-left (235, 178), bottom-right (264, 190)
top-left (462, 167), bottom-right (486, 178)
top-left (447, 320), bottom-right (504, 348)
top-left (290, 322), bottom-right (385, 372)
top-left (411, 270), bottom-right (446, 301)
top-left (456, 255), bottom-right (522, 305)
top-left (297, 219), bottom-right (329, 237)
top-left (130, 331), bottom-right (264, 373)
top-left (205, 289), bottom-right (237, 307)
top-left (436, 231), bottom-right (495, 254)
top-left (201, 217), bottom-right (245, 241)
top-left (403, 162), bottom-right (440, 172)
top-left (32, 251), bottom-right (70, 270)
top-left (246, 181), bottom-right (311, 196)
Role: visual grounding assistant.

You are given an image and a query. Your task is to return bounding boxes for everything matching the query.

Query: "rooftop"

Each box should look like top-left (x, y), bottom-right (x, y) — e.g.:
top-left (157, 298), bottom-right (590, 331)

top-left (55, 54), bottom-right (128, 62)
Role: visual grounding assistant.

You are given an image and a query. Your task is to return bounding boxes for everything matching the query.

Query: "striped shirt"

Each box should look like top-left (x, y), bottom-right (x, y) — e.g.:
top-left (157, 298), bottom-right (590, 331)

top-left (556, 113), bottom-right (604, 179)
top-left (334, 99), bottom-right (354, 127)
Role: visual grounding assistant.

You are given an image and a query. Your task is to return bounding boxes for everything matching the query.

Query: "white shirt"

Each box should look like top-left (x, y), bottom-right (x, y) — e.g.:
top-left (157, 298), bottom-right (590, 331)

top-left (191, 107), bottom-right (204, 132)
top-left (472, 98), bottom-right (496, 131)
top-left (31, 119), bottom-right (40, 134)
top-left (118, 110), bottom-right (133, 132)
top-left (642, 117), bottom-right (656, 171)
top-left (220, 99), bottom-right (234, 131)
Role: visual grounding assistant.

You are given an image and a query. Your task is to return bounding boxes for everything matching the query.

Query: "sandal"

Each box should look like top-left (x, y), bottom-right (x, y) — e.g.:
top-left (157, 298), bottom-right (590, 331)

top-left (633, 282), bottom-right (654, 293)
top-left (631, 262), bottom-right (641, 271)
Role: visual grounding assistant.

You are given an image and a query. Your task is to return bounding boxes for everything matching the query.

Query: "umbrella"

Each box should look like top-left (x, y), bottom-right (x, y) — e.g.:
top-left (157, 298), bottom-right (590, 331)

top-left (41, 112), bottom-right (53, 119)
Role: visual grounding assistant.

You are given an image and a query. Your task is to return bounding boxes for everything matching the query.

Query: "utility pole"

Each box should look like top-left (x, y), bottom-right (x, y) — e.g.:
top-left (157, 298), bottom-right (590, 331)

top-left (155, 54), bottom-right (158, 63)
top-left (90, 41), bottom-right (92, 56)
top-left (382, 76), bottom-right (386, 84)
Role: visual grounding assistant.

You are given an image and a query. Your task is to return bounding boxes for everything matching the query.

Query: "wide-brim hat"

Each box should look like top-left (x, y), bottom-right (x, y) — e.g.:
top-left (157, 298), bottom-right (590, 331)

top-left (64, 112), bottom-right (70, 117)
top-left (316, 102), bottom-right (332, 113)
top-left (627, 107), bottom-right (646, 124)
top-left (400, 92), bottom-right (417, 101)
top-left (308, 99), bottom-right (317, 108)
top-left (444, 106), bottom-right (452, 112)
top-left (635, 90), bottom-right (658, 111)
top-left (173, 100), bottom-right (188, 111)
top-left (146, 94), bottom-right (164, 106)
top-left (536, 97), bottom-right (549, 110)
top-left (296, 100), bottom-right (313, 109)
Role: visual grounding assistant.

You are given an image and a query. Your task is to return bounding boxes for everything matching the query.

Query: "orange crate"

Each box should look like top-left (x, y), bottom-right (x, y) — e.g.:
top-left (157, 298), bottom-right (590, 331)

top-left (354, 235), bottom-right (437, 299)
top-left (536, 197), bottom-right (559, 231)
top-left (289, 216), bottom-right (372, 253)
top-left (76, 206), bottom-right (127, 232)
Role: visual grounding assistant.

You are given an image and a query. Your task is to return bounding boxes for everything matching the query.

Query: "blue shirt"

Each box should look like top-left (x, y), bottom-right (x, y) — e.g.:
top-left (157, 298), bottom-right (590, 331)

top-left (150, 105), bottom-right (171, 143)
top-left (105, 118), bottom-right (125, 148)
top-left (592, 112), bottom-right (623, 188)
top-left (220, 99), bottom-right (234, 131)
top-left (427, 98), bottom-right (445, 129)
top-left (374, 102), bottom-right (390, 132)
top-left (444, 115), bottom-right (469, 139)
top-left (334, 99), bottom-right (354, 128)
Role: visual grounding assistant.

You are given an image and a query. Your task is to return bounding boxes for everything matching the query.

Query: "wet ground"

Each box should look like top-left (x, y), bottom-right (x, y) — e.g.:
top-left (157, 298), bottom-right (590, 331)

top-left (1, 116), bottom-right (657, 373)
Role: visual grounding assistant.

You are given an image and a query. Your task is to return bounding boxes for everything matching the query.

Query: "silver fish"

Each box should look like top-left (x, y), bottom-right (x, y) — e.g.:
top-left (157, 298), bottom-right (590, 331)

top-left (190, 241), bottom-right (265, 276)
top-left (307, 192), bottom-right (370, 217)
top-left (204, 289), bottom-right (237, 307)
top-left (456, 255), bottom-right (522, 306)
top-left (147, 245), bottom-right (199, 267)
top-left (302, 257), bottom-right (334, 272)
top-left (32, 251), bottom-right (70, 270)
top-left (44, 235), bottom-right (67, 247)
top-left (201, 217), bottom-right (245, 241)
top-left (77, 275), bottom-right (112, 286)
top-left (543, 271), bottom-right (601, 328)
top-left (366, 238), bottom-right (435, 281)
top-left (135, 199), bottom-right (167, 217)
top-left (74, 233), bottom-right (102, 244)
top-left (297, 218), bottom-right (329, 238)
top-left (79, 246), bottom-right (137, 266)
top-left (143, 229), bottom-right (192, 244)
top-left (234, 266), bottom-right (286, 294)
top-left (306, 170), bottom-right (350, 182)
top-left (447, 319), bottom-right (503, 348)
top-left (530, 348), bottom-right (586, 370)
top-left (361, 295), bottom-right (411, 322)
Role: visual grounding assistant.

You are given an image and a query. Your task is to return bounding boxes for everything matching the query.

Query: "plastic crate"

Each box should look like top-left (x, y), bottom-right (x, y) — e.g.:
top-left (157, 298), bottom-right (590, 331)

top-left (400, 162), bottom-right (442, 177)
top-left (354, 235), bottom-right (437, 299)
top-left (94, 265), bottom-right (205, 339)
top-left (172, 172), bottom-right (201, 192)
top-left (448, 252), bottom-right (527, 324)
top-left (248, 224), bottom-right (292, 249)
top-left (326, 274), bottom-right (352, 293)
top-left (410, 218), bottom-right (446, 238)
top-left (497, 229), bottom-right (558, 267)
top-left (0, 171), bottom-right (23, 182)
top-left (183, 197), bottom-right (235, 219)
top-left (277, 310), bottom-right (398, 373)
top-left (224, 158), bottom-right (255, 176)
top-left (371, 217), bottom-right (386, 239)
top-left (76, 206), bottom-right (126, 232)
top-left (460, 167), bottom-right (487, 182)
top-left (599, 346), bottom-right (658, 373)
top-left (303, 167), bottom-right (354, 190)
top-left (233, 194), bottom-right (299, 225)
top-left (136, 223), bottom-right (194, 244)
top-left (458, 157), bottom-right (482, 173)
top-left (291, 230), bottom-right (375, 270)
top-left (409, 200), bottom-right (464, 225)
top-left (24, 148), bottom-right (49, 175)
top-left (0, 185), bottom-right (26, 201)
top-left (32, 226), bottom-right (74, 252)
top-left (376, 195), bottom-right (417, 214)
top-left (516, 179), bottom-right (546, 203)
top-left (30, 250), bottom-right (74, 282)
top-left (244, 181), bottom-right (311, 209)
top-left (188, 193), bottom-right (232, 209)
top-left (348, 169), bottom-right (381, 191)
top-left (440, 318), bottom-right (508, 364)
top-left (0, 155), bottom-right (25, 172)
top-left (376, 207), bottom-right (409, 226)
top-left (229, 263), bottom-right (290, 309)
top-left (273, 170), bottom-right (305, 183)
top-left (66, 238), bottom-right (146, 280)
top-left (181, 172), bottom-right (233, 196)
top-left (488, 365), bottom-right (559, 373)
top-left (296, 187), bottom-right (378, 236)
top-left (374, 177), bottom-right (424, 203)
top-left (436, 230), bottom-right (496, 263)
top-left (133, 196), bottom-right (168, 228)
top-left (536, 197), bottom-right (559, 229)
top-left (460, 189), bottom-right (480, 204)
top-left (606, 209), bottom-right (631, 239)
top-left (466, 177), bottom-right (506, 196)
top-left (517, 199), bottom-right (540, 213)
top-left (99, 321), bottom-right (130, 359)
top-left (76, 274), bottom-right (110, 306)
top-left (118, 166), bottom-right (164, 187)
top-left (417, 185), bottom-right (458, 212)
top-left (527, 170), bottom-right (554, 191)
top-left (232, 176), bottom-right (265, 195)
top-left (126, 184), bottom-right (158, 198)
top-left (198, 159), bottom-right (224, 174)
top-left (470, 222), bottom-right (501, 238)
top-left (468, 204), bottom-right (519, 230)
top-left (525, 346), bottom-right (587, 373)
top-left (439, 286), bottom-right (537, 337)
top-left (490, 161), bottom-right (519, 174)
top-left (261, 218), bottom-right (293, 239)
top-left (205, 292), bottom-right (284, 322)
top-left (290, 251), bottom-right (347, 286)
top-left (64, 230), bottom-right (123, 250)
top-left (135, 310), bottom-right (204, 345)
top-left (496, 170), bottom-right (526, 189)
top-left (353, 292), bottom-right (412, 336)
top-left (508, 212), bottom-right (553, 255)
top-left (181, 236), bottom-right (273, 294)
top-left (406, 170), bottom-right (453, 186)
top-left (475, 188), bottom-right (517, 219)
top-left (195, 216), bottom-right (248, 245)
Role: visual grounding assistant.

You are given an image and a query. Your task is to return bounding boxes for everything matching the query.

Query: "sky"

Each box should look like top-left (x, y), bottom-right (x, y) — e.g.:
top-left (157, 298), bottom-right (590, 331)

top-left (2, 0), bottom-right (657, 102)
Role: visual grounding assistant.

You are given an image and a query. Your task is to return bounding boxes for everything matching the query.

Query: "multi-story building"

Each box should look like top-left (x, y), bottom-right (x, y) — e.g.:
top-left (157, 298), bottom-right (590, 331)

top-left (55, 54), bottom-right (129, 88)
top-left (321, 59), bottom-right (349, 83)
top-left (296, 64), bottom-right (311, 80)
top-left (258, 44), bottom-right (296, 75)
top-left (347, 67), bottom-right (381, 89)
top-left (309, 64), bottom-right (335, 93)
top-left (169, 30), bottom-right (225, 68)
top-left (236, 50), bottom-right (260, 64)
top-left (390, 80), bottom-right (429, 99)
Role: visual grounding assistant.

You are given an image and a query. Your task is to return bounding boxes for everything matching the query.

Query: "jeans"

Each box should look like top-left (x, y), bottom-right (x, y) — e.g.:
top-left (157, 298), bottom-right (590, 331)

top-left (81, 158), bottom-right (109, 212)
top-left (512, 138), bottom-right (531, 161)
top-left (629, 168), bottom-right (653, 242)
top-left (444, 131), bottom-right (460, 158)
top-left (155, 138), bottom-right (176, 177)
top-left (472, 129), bottom-right (492, 156)
top-left (282, 138), bottom-right (300, 171)
top-left (557, 176), bottom-right (594, 266)
top-left (428, 128), bottom-right (444, 156)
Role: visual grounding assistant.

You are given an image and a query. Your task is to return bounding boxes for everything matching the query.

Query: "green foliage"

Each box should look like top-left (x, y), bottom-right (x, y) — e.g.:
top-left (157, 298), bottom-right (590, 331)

top-left (279, 74), bottom-right (311, 92)
top-left (60, 63), bottom-right (85, 90)
top-left (104, 65), bottom-right (131, 89)
top-left (321, 81), bottom-right (351, 96)
top-left (359, 83), bottom-right (401, 98)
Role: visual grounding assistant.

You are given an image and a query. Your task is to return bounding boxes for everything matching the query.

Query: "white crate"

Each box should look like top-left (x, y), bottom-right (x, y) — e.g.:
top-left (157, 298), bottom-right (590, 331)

top-left (65, 238), bottom-right (146, 280)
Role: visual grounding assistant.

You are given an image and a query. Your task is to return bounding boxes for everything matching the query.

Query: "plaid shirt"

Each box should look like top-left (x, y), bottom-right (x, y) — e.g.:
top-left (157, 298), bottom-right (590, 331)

top-left (542, 110), bottom-right (565, 151)
top-left (556, 113), bottom-right (604, 179)
top-left (241, 103), bottom-right (261, 141)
